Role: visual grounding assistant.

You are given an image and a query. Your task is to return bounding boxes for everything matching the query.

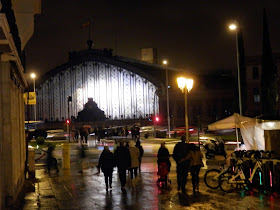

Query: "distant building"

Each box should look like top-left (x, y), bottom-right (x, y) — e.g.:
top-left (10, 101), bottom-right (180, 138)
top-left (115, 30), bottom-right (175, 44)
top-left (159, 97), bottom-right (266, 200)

top-left (140, 48), bottom-right (158, 64)
top-left (163, 72), bottom-right (234, 128)
top-left (0, 0), bottom-right (40, 208)
top-left (35, 45), bottom-right (234, 129)
top-left (245, 54), bottom-right (280, 117)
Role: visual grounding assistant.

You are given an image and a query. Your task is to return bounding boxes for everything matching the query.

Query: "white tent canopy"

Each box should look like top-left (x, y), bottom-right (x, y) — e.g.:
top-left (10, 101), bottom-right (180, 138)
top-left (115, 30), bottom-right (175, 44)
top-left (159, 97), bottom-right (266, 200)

top-left (208, 113), bottom-right (280, 150)
top-left (208, 113), bottom-right (255, 130)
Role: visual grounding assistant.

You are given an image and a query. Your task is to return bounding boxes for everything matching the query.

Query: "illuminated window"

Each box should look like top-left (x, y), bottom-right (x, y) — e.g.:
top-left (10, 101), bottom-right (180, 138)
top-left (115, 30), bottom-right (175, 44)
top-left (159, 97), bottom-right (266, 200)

top-left (253, 88), bottom-right (260, 103)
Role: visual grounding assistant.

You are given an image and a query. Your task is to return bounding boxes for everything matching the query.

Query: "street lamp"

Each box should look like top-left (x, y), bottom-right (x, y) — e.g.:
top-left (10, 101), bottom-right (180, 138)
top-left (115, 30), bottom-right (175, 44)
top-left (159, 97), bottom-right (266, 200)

top-left (30, 73), bottom-right (36, 121)
top-left (177, 77), bottom-right (193, 143)
top-left (163, 59), bottom-right (171, 138)
top-left (229, 23), bottom-right (242, 116)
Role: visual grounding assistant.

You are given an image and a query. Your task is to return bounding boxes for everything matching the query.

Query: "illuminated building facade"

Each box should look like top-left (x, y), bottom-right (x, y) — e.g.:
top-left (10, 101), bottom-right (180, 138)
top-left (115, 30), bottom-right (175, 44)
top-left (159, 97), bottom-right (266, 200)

top-left (36, 48), bottom-right (161, 122)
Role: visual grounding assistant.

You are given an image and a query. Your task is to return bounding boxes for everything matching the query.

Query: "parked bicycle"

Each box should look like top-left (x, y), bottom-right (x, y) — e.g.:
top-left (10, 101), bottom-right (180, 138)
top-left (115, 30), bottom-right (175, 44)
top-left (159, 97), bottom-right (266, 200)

top-left (219, 152), bottom-right (263, 193)
top-left (204, 159), bottom-right (243, 189)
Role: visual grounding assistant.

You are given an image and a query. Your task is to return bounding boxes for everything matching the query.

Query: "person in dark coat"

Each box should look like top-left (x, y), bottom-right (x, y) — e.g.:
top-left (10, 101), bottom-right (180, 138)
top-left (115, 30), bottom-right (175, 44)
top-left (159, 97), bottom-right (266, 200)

top-left (114, 142), bottom-right (131, 191)
top-left (46, 145), bottom-right (59, 174)
top-left (135, 140), bottom-right (144, 172)
top-left (157, 142), bottom-right (171, 172)
top-left (125, 126), bottom-right (129, 137)
top-left (97, 146), bottom-right (115, 191)
top-left (172, 136), bottom-right (190, 192)
top-left (83, 127), bottom-right (89, 144)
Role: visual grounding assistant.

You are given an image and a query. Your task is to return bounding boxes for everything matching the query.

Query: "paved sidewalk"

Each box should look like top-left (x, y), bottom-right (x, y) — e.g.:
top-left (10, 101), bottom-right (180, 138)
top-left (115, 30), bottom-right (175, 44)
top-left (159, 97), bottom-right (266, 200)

top-left (20, 156), bottom-right (280, 210)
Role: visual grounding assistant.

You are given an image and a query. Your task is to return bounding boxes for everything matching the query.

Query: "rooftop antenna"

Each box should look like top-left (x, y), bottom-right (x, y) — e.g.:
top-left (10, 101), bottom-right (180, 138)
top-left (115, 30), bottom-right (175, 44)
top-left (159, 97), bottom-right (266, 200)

top-left (81, 17), bottom-right (94, 49)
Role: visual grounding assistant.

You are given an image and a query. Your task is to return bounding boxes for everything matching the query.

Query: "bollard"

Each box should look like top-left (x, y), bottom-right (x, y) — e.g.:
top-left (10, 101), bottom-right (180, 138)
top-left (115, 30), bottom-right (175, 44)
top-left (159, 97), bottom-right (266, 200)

top-left (62, 143), bottom-right (70, 169)
top-left (28, 148), bottom-right (35, 177)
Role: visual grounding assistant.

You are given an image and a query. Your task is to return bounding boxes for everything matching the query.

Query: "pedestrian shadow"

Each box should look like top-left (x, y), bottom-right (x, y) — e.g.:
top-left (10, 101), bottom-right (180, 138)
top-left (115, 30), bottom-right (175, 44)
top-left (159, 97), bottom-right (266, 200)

top-left (104, 191), bottom-right (113, 209)
top-left (177, 191), bottom-right (210, 206)
top-left (120, 189), bottom-right (135, 209)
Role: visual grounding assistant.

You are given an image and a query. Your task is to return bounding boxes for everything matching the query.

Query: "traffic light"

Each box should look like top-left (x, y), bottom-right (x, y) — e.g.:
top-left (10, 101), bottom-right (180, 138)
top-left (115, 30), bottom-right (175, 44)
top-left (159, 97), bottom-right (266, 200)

top-left (155, 117), bottom-right (159, 122)
top-left (66, 119), bottom-right (70, 124)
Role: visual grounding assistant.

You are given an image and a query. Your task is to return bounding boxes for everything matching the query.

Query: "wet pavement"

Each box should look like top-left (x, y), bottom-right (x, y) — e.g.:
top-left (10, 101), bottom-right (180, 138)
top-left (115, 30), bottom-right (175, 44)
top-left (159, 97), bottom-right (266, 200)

top-left (21, 153), bottom-right (280, 210)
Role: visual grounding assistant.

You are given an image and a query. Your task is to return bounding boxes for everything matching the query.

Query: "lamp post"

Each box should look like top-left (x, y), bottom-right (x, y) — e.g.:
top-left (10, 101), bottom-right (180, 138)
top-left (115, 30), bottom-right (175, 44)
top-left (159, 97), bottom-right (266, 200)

top-left (163, 59), bottom-right (171, 138)
top-left (177, 77), bottom-right (193, 143)
top-left (30, 73), bottom-right (36, 121)
top-left (229, 23), bottom-right (242, 116)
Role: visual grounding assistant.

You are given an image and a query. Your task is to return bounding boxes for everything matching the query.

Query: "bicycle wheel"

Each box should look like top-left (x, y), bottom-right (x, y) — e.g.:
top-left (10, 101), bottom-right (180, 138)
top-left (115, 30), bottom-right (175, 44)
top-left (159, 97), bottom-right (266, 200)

top-left (204, 169), bottom-right (221, 189)
top-left (219, 172), bottom-right (237, 193)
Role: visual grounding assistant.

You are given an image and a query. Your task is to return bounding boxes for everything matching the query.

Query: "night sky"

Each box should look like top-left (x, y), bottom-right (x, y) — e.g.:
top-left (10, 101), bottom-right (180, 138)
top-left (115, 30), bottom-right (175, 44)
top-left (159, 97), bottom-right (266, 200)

top-left (25, 0), bottom-right (280, 77)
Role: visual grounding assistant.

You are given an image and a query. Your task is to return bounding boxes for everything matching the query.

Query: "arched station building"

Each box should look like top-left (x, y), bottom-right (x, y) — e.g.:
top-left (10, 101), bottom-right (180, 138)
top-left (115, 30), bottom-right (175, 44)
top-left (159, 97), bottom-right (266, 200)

top-left (36, 47), bottom-right (165, 123)
top-left (34, 45), bottom-right (235, 128)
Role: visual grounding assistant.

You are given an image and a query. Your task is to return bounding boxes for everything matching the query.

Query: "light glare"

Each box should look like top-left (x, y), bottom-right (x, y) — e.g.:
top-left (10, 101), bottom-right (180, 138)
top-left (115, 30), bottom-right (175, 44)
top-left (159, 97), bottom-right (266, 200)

top-left (229, 24), bottom-right (237, 30)
top-left (30, 73), bottom-right (36, 79)
top-left (177, 77), bottom-right (193, 92)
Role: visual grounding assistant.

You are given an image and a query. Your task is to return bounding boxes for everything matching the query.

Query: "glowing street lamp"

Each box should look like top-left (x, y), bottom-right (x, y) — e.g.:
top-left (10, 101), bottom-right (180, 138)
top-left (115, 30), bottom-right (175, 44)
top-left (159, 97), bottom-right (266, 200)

top-left (30, 73), bottom-right (36, 121)
top-left (163, 59), bottom-right (171, 138)
top-left (229, 24), bottom-right (237, 30)
top-left (177, 77), bottom-right (193, 143)
top-left (229, 22), bottom-right (242, 116)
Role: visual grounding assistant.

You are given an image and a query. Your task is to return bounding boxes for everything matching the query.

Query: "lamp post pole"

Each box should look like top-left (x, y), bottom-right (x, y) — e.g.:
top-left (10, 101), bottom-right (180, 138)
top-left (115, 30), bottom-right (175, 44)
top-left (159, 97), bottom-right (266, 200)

top-left (33, 77), bottom-right (36, 121)
top-left (31, 73), bottom-right (36, 121)
top-left (229, 23), bottom-right (241, 150)
top-left (163, 60), bottom-right (171, 138)
top-left (229, 23), bottom-right (242, 116)
top-left (184, 88), bottom-right (189, 143)
top-left (235, 30), bottom-right (242, 116)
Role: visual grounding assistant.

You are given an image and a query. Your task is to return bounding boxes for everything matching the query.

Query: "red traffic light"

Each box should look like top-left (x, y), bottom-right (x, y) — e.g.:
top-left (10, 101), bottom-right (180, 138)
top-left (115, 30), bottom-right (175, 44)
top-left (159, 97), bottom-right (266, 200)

top-left (155, 117), bottom-right (159, 122)
top-left (66, 119), bottom-right (70, 124)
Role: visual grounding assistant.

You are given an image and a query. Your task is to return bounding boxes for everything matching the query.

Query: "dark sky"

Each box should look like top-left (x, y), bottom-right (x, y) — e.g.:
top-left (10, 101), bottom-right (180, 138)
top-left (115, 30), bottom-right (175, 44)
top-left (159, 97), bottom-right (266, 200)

top-left (25, 0), bottom-right (280, 77)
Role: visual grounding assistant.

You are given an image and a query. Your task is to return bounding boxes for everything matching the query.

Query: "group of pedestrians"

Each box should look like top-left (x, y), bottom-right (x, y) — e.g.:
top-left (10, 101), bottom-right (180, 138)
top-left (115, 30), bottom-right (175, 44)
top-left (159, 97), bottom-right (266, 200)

top-left (157, 136), bottom-right (203, 194)
top-left (71, 126), bottom-right (89, 143)
top-left (172, 136), bottom-right (203, 194)
top-left (97, 139), bottom-right (144, 192)
top-left (96, 135), bottom-right (203, 194)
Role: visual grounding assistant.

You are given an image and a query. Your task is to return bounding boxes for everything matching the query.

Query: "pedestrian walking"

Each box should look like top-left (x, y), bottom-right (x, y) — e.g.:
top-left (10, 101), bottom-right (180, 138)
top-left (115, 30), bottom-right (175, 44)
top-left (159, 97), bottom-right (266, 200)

top-left (131, 126), bottom-right (135, 139)
top-left (80, 127), bottom-right (84, 143)
top-left (74, 129), bottom-right (79, 142)
top-left (114, 141), bottom-right (131, 191)
top-left (172, 136), bottom-right (190, 192)
top-left (45, 144), bottom-right (59, 174)
top-left (186, 143), bottom-right (203, 194)
top-left (128, 141), bottom-right (140, 187)
top-left (83, 127), bottom-right (89, 144)
top-left (97, 146), bottom-right (115, 192)
top-left (135, 139), bottom-right (144, 172)
top-left (78, 144), bottom-right (86, 173)
top-left (157, 142), bottom-right (171, 172)
top-left (125, 126), bottom-right (129, 137)
top-left (71, 126), bottom-right (76, 142)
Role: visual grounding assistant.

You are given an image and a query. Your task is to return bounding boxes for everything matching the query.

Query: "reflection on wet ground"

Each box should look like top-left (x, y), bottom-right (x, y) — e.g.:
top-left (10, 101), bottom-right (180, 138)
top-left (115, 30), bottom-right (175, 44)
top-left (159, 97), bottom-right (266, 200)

top-left (21, 156), bottom-right (280, 210)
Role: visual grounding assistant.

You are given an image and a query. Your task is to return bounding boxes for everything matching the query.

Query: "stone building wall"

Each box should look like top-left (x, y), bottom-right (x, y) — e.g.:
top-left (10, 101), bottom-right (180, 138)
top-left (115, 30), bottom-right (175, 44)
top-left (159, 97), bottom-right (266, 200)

top-left (0, 62), bottom-right (26, 208)
top-left (0, 0), bottom-right (40, 208)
